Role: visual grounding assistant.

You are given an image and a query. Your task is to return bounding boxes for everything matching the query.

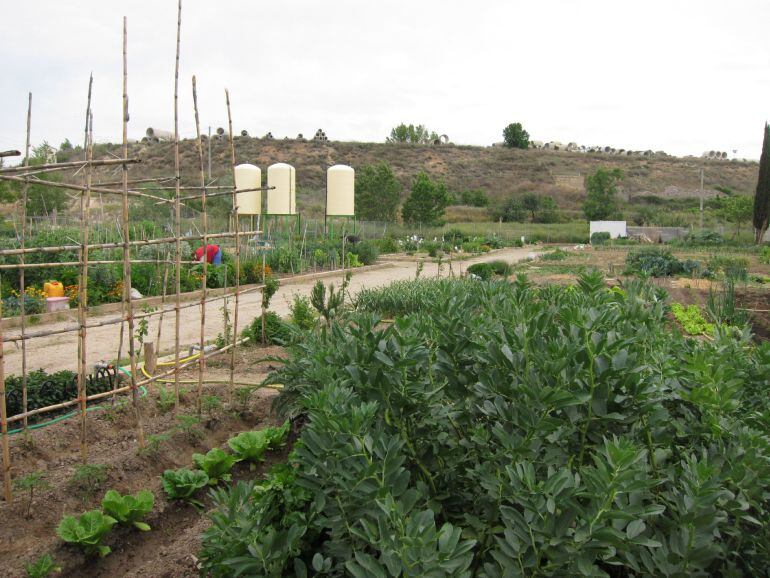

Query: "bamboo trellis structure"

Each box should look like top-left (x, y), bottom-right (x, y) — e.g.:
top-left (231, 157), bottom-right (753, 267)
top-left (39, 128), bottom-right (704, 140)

top-left (0, 2), bottom-right (260, 502)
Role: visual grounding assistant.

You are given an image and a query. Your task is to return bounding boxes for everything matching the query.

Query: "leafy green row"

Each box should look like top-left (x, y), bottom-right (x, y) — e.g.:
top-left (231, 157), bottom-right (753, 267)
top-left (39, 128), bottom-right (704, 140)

top-left (201, 272), bottom-right (770, 577)
top-left (161, 422), bottom-right (290, 506)
top-left (56, 489), bottom-right (154, 557)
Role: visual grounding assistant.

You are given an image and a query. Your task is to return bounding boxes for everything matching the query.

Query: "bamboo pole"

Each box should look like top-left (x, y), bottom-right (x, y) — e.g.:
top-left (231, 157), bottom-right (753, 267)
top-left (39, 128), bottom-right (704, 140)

top-left (5, 336), bottom-right (253, 424)
top-left (0, 259), bottom-right (201, 270)
top-left (172, 0), bottom-right (183, 409)
top-left (192, 75), bottom-right (208, 416)
top-left (19, 92), bottom-right (31, 431)
top-left (0, 229), bottom-right (262, 257)
top-left (76, 78), bottom-right (94, 463)
top-left (154, 185), bottom-right (273, 204)
top-left (2, 282), bottom-right (272, 344)
top-left (0, 283), bottom-right (11, 502)
top-left (225, 89), bottom-right (241, 403)
top-left (122, 17), bottom-right (146, 449)
top-left (0, 157), bottom-right (141, 174)
top-left (154, 250), bottom-right (172, 355)
top-left (0, 173), bottom-right (173, 204)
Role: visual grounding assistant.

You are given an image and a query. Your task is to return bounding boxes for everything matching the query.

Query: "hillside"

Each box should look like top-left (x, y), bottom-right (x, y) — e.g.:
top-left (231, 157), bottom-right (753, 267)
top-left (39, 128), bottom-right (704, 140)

top-left (60, 138), bottom-right (759, 219)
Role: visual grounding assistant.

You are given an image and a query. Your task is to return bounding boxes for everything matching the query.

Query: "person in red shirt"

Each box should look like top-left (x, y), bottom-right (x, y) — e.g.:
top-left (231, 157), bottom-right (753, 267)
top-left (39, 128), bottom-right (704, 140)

top-left (194, 244), bottom-right (222, 264)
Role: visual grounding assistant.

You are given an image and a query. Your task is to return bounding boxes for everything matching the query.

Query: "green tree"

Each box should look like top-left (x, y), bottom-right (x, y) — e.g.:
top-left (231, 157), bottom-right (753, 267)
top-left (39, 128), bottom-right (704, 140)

top-left (753, 123), bottom-right (770, 243)
top-left (583, 168), bottom-right (623, 220)
top-left (401, 172), bottom-right (451, 225)
top-left (534, 196), bottom-right (559, 223)
top-left (715, 194), bottom-right (753, 239)
top-left (497, 197), bottom-right (526, 222)
top-left (355, 162), bottom-right (403, 221)
top-left (521, 193), bottom-right (541, 221)
top-left (387, 124), bottom-right (438, 144)
top-left (502, 122), bottom-right (530, 149)
top-left (460, 189), bottom-right (489, 207)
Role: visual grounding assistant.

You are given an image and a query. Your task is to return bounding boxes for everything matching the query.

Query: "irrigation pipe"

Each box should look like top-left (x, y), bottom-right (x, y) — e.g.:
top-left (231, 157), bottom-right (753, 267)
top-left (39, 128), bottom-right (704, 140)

top-left (139, 353), bottom-right (283, 389)
top-left (7, 385), bottom-right (148, 435)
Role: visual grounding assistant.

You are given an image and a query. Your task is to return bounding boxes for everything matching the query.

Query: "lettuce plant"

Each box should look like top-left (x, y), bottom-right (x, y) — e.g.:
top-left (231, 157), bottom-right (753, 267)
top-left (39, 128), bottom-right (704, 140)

top-left (227, 422), bottom-right (290, 465)
top-left (56, 510), bottom-right (117, 557)
top-left (101, 489), bottom-right (154, 531)
top-left (161, 468), bottom-right (209, 507)
top-left (192, 448), bottom-right (238, 485)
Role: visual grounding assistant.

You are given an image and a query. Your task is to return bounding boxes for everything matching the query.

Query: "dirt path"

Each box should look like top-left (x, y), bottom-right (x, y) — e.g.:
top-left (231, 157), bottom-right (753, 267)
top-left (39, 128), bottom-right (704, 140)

top-left (3, 247), bottom-right (541, 374)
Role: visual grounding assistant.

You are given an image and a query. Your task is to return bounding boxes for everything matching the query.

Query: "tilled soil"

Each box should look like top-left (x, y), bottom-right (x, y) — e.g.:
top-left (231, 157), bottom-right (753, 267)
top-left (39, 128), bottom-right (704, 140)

top-left (0, 349), bottom-right (287, 578)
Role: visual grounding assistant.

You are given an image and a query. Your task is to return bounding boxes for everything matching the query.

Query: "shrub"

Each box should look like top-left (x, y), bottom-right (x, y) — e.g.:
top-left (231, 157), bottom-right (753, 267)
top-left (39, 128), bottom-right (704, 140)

top-left (348, 240), bottom-right (379, 266)
top-left (625, 247), bottom-right (682, 277)
top-left (706, 255), bottom-right (749, 281)
top-left (375, 236), bottom-right (399, 254)
top-left (466, 262), bottom-right (493, 280)
top-left (488, 260), bottom-right (512, 276)
top-left (242, 311), bottom-right (293, 346)
top-left (289, 294), bottom-right (316, 331)
top-left (540, 249), bottom-right (570, 261)
top-left (590, 231), bottom-right (611, 245)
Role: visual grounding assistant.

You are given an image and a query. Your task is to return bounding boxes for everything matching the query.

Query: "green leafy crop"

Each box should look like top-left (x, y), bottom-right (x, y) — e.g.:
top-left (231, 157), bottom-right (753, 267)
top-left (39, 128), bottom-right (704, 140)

top-left (670, 303), bottom-right (715, 335)
top-left (202, 274), bottom-right (770, 576)
top-left (227, 422), bottom-right (290, 464)
top-left (56, 510), bottom-right (117, 557)
top-left (161, 468), bottom-right (210, 506)
top-left (192, 448), bottom-right (238, 485)
top-left (101, 489), bottom-right (154, 531)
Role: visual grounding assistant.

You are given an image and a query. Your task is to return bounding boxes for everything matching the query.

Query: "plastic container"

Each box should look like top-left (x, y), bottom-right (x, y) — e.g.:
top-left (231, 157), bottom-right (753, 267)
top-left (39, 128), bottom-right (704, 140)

top-left (234, 164), bottom-right (261, 215)
top-left (44, 281), bottom-right (64, 298)
top-left (326, 165), bottom-right (355, 216)
top-left (267, 163), bottom-right (296, 215)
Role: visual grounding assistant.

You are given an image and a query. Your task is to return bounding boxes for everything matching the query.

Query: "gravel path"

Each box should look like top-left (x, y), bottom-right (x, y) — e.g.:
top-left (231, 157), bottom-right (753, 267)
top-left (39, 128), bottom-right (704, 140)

top-left (3, 247), bottom-right (540, 374)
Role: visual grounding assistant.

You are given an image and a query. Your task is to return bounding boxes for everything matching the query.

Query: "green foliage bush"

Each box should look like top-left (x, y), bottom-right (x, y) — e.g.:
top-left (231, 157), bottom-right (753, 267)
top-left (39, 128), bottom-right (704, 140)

top-left (348, 240), bottom-right (379, 266)
top-left (467, 262), bottom-right (493, 280)
top-left (242, 311), bottom-right (293, 345)
top-left (289, 294), bottom-right (317, 331)
top-left (203, 274), bottom-right (770, 575)
top-left (590, 231), bottom-right (611, 245)
top-left (625, 247), bottom-right (683, 277)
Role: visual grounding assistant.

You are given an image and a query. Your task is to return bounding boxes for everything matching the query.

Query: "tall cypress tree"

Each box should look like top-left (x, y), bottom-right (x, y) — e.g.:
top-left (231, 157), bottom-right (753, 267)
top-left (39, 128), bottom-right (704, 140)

top-left (753, 122), bottom-right (770, 243)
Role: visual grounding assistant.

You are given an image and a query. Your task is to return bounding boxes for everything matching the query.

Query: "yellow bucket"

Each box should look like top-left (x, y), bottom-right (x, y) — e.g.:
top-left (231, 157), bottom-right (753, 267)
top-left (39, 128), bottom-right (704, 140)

top-left (44, 281), bottom-right (65, 298)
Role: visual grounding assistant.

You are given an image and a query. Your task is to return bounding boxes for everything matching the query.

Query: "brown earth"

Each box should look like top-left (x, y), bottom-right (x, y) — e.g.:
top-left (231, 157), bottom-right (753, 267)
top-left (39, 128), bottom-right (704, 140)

top-left (0, 348), bottom-right (287, 577)
top-left (61, 139), bottom-right (759, 216)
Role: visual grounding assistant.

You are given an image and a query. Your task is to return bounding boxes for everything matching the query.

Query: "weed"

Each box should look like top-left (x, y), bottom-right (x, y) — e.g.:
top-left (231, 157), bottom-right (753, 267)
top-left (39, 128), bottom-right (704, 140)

top-left (24, 554), bottom-right (60, 578)
top-left (69, 464), bottom-right (108, 503)
top-left (14, 471), bottom-right (50, 519)
top-left (175, 414), bottom-right (204, 444)
top-left (138, 433), bottom-right (170, 458)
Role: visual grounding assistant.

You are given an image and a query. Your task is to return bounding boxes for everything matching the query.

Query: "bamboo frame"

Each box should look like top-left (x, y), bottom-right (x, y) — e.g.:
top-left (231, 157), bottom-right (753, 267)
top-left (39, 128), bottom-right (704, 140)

top-left (0, 284), bottom-right (11, 502)
top-left (0, 229), bottom-right (262, 258)
top-left (122, 17), bottom-right (146, 449)
top-left (226, 89), bottom-right (241, 402)
top-left (0, 2), bottom-right (280, 500)
top-left (172, 0), bottom-right (183, 409)
top-left (0, 157), bottom-right (141, 174)
top-left (192, 75), bottom-right (208, 415)
top-left (19, 92), bottom-right (31, 430)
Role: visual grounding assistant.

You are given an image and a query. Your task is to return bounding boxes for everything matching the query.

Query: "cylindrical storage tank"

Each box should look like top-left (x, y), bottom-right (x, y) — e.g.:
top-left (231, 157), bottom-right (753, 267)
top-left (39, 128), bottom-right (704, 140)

top-left (234, 164), bottom-right (261, 215)
top-left (326, 165), bottom-right (355, 216)
top-left (146, 127), bottom-right (173, 141)
top-left (267, 163), bottom-right (296, 215)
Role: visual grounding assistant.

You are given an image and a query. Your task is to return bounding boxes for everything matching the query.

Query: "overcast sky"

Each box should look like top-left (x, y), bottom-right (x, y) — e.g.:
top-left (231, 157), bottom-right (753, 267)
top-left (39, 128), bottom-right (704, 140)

top-left (1, 0), bottom-right (768, 159)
